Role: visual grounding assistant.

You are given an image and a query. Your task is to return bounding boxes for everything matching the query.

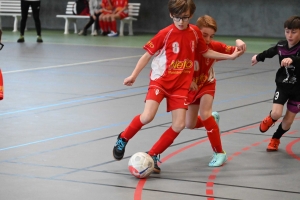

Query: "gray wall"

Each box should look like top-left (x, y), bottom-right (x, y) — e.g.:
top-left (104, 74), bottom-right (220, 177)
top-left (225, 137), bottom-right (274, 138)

top-left (2, 0), bottom-right (299, 37)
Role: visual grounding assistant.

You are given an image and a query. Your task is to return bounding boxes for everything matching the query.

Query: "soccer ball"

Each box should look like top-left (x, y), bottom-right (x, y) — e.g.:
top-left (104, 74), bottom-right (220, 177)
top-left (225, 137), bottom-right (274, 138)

top-left (128, 152), bottom-right (154, 179)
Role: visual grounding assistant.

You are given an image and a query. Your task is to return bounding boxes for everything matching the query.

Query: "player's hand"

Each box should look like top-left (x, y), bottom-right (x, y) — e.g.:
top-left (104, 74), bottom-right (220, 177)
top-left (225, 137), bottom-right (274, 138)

top-left (189, 81), bottom-right (198, 91)
top-left (230, 48), bottom-right (243, 60)
top-left (281, 58), bottom-right (293, 67)
top-left (251, 55), bottom-right (258, 66)
top-left (123, 76), bottom-right (136, 86)
top-left (236, 39), bottom-right (246, 52)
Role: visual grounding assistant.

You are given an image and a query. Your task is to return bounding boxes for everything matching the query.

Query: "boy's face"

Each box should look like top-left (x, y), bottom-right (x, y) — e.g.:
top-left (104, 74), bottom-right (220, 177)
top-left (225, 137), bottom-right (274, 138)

top-left (285, 28), bottom-right (300, 47)
top-left (200, 27), bottom-right (215, 45)
top-left (170, 11), bottom-right (192, 30)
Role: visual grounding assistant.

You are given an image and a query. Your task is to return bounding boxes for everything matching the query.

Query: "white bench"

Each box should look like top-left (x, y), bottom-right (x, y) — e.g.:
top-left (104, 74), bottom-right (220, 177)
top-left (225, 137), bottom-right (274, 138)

top-left (0, 0), bottom-right (32, 32)
top-left (56, 1), bottom-right (95, 35)
top-left (119, 3), bottom-right (140, 36)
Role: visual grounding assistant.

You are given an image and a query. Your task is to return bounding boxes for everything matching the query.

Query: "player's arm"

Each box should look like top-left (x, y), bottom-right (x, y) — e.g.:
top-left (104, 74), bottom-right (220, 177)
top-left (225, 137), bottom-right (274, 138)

top-left (124, 52), bottom-right (152, 86)
top-left (251, 44), bottom-right (278, 66)
top-left (202, 48), bottom-right (242, 60)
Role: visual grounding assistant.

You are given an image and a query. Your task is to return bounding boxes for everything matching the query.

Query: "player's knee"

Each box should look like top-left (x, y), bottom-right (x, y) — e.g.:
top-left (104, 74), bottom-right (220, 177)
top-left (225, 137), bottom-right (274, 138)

top-left (172, 122), bottom-right (185, 132)
top-left (270, 110), bottom-right (281, 120)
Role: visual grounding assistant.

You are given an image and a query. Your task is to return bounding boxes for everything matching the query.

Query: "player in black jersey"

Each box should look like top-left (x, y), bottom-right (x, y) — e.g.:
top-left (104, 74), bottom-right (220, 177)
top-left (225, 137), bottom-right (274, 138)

top-left (251, 16), bottom-right (300, 151)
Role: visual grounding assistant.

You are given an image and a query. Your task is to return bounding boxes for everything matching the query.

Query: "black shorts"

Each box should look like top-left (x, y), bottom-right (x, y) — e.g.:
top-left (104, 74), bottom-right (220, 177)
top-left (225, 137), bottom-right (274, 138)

top-left (273, 86), bottom-right (300, 105)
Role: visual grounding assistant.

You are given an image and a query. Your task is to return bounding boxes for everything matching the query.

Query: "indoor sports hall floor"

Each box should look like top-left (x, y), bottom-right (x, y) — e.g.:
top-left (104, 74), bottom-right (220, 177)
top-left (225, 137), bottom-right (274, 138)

top-left (0, 30), bottom-right (299, 200)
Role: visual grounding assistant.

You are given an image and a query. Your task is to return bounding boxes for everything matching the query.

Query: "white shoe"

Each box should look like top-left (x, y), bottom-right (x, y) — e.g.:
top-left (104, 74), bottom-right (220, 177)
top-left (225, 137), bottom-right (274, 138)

top-left (107, 31), bottom-right (118, 37)
top-left (91, 30), bottom-right (98, 36)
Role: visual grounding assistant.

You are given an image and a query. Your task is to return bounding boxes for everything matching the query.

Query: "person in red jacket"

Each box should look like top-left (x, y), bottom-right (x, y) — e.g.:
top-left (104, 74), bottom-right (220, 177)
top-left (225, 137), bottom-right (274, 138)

top-left (185, 15), bottom-right (246, 167)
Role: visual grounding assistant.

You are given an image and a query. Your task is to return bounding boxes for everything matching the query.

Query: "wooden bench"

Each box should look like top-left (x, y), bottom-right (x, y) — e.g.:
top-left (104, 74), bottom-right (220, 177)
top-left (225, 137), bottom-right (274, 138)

top-left (56, 1), bottom-right (95, 35)
top-left (119, 3), bottom-right (141, 36)
top-left (0, 0), bottom-right (32, 32)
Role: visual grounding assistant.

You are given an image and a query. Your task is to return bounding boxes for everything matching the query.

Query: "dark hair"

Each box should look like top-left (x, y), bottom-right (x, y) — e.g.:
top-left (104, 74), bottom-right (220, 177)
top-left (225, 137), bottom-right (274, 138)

top-left (168, 0), bottom-right (196, 16)
top-left (284, 16), bottom-right (300, 29)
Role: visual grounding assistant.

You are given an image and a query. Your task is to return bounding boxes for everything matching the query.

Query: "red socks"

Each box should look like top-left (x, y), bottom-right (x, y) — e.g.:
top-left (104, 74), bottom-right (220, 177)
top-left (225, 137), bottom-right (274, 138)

top-left (121, 115), bottom-right (144, 141)
top-left (0, 69), bottom-right (3, 100)
top-left (195, 116), bottom-right (204, 128)
top-left (110, 20), bottom-right (117, 32)
top-left (148, 127), bottom-right (179, 156)
top-left (203, 116), bottom-right (223, 153)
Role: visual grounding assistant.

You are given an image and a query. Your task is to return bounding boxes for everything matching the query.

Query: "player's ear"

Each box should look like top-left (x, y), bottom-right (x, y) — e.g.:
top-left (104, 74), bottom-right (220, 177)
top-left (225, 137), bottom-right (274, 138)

top-left (170, 13), bottom-right (173, 19)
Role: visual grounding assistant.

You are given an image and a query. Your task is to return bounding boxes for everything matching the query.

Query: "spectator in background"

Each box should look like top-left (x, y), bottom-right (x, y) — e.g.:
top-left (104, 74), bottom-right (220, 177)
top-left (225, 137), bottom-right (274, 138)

top-left (107, 0), bottom-right (128, 37)
top-left (17, 0), bottom-right (43, 43)
top-left (99, 0), bottom-right (113, 36)
top-left (79, 0), bottom-right (102, 36)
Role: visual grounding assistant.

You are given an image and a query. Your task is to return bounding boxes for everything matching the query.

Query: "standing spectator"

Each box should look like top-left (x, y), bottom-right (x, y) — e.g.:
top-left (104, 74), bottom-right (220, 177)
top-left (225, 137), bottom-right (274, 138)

top-left (17, 0), bottom-right (43, 43)
top-left (78, 0), bottom-right (102, 36)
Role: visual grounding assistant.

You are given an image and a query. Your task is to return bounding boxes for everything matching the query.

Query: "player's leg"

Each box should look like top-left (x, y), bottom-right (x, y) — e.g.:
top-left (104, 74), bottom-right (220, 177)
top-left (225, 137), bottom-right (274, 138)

top-left (148, 108), bottom-right (186, 173)
top-left (108, 14), bottom-right (119, 37)
top-left (200, 94), bottom-right (227, 166)
top-left (113, 88), bottom-right (164, 160)
top-left (18, 1), bottom-right (30, 42)
top-left (267, 100), bottom-right (299, 151)
top-left (185, 102), bottom-right (200, 129)
top-left (30, 1), bottom-right (42, 42)
top-left (260, 88), bottom-right (286, 132)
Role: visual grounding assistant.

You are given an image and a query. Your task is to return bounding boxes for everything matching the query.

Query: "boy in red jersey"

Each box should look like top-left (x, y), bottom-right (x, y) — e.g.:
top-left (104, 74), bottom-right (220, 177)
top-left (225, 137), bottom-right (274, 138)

top-left (251, 16), bottom-right (300, 151)
top-left (185, 15), bottom-right (246, 167)
top-left (112, 0), bottom-right (242, 174)
top-left (99, 0), bottom-right (114, 35)
top-left (107, 0), bottom-right (128, 37)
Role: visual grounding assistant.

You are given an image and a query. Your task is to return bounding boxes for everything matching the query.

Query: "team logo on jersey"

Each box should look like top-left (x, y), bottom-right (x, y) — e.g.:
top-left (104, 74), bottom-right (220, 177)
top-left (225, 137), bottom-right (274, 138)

top-left (194, 61), bottom-right (199, 71)
top-left (146, 41), bottom-right (154, 48)
top-left (225, 45), bottom-right (231, 53)
top-left (155, 89), bottom-right (160, 95)
top-left (172, 42), bottom-right (180, 54)
top-left (190, 41), bottom-right (195, 52)
top-left (169, 59), bottom-right (193, 70)
top-left (274, 91), bottom-right (279, 100)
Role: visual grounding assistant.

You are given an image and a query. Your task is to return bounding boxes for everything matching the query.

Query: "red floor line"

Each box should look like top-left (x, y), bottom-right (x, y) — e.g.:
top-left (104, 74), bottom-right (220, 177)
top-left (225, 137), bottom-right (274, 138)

top-left (286, 138), bottom-right (300, 161)
top-left (133, 123), bottom-right (260, 200)
top-left (133, 118), bottom-right (300, 200)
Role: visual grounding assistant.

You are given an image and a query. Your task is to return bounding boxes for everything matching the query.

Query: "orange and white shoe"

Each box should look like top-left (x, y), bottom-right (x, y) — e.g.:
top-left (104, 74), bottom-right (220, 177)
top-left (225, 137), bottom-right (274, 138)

top-left (259, 115), bottom-right (276, 133)
top-left (266, 138), bottom-right (280, 152)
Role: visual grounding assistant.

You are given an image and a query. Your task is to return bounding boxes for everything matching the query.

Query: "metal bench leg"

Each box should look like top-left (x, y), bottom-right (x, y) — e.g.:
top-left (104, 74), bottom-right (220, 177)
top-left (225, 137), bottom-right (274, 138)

top-left (119, 20), bottom-right (124, 36)
top-left (64, 18), bottom-right (70, 34)
top-left (72, 19), bottom-right (77, 34)
top-left (91, 23), bottom-right (95, 35)
top-left (128, 20), bottom-right (133, 36)
top-left (13, 16), bottom-right (19, 32)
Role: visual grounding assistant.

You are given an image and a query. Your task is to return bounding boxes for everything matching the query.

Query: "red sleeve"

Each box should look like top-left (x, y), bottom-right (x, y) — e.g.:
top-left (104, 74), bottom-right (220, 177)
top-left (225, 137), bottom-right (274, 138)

top-left (143, 29), bottom-right (167, 55)
top-left (190, 25), bottom-right (208, 54)
top-left (211, 40), bottom-right (236, 54)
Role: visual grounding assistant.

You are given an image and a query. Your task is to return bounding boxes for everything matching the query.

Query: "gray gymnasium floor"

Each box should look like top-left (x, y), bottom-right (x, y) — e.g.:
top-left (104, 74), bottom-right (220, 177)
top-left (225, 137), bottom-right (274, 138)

top-left (0, 30), bottom-right (299, 200)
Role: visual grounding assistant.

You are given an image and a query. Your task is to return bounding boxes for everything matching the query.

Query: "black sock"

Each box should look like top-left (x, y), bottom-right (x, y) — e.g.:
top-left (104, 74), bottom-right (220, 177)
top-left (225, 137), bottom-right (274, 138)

top-left (272, 123), bottom-right (289, 139)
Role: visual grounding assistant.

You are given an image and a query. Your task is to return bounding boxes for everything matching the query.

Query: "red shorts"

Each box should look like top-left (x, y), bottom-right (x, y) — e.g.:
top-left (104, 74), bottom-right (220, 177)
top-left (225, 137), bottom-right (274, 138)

top-left (187, 81), bottom-right (216, 105)
top-left (118, 11), bottom-right (128, 19)
top-left (145, 88), bottom-right (188, 112)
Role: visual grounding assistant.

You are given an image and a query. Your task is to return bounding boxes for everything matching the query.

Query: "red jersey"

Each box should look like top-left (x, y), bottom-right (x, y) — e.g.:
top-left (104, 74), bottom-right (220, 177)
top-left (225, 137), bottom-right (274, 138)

top-left (143, 24), bottom-right (208, 98)
top-left (187, 40), bottom-right (235, 104)
top-left (113, 0), bottom-right (128, 9)
top-left (193, 40), bottom-right (236, 88)
top-left (101, 0), bottom-right (113, 11)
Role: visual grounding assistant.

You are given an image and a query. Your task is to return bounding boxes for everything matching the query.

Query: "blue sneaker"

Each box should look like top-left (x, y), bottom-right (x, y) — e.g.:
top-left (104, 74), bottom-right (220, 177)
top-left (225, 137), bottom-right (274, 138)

top-left (113, 132), bottom-right (127, 160)
top-left (209, 151), bottom-right (227, 167)
top-left (150, 154), bottom-right (162, 174)
top-left (212, 111), bottom-right (220, 126)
